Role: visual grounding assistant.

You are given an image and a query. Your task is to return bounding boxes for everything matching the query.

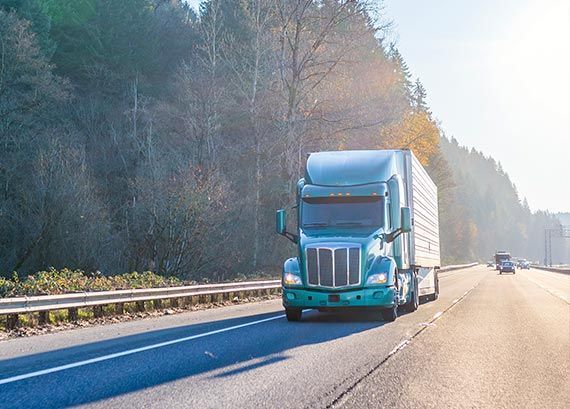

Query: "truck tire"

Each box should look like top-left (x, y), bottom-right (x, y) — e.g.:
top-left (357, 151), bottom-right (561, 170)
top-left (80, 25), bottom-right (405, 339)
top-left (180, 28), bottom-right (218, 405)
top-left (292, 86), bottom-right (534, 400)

top-left (285, 307), bottom-right (302, 322)
top-left (381, 305), bottom-right (397, 322)
top-left (403, 274), bottom-right (419, 312)
top-left (432, 271), bottom-right (439, 300)
top-left (424, 270), bottom-right (439, 302)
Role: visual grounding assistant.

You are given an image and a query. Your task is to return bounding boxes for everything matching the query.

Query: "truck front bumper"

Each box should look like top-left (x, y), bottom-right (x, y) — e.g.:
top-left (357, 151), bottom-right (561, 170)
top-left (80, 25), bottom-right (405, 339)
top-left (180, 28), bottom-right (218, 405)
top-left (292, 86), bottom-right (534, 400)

top-left (282, 286), bottom-right (397, 309)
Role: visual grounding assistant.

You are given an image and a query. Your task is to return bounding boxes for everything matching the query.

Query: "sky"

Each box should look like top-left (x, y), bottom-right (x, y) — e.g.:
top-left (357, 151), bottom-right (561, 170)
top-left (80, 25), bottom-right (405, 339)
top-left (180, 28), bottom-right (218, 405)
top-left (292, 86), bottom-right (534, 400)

top-left (382, 0), bottom-right (570, 213)
top-left (187, 0), bottom-right (569, 212)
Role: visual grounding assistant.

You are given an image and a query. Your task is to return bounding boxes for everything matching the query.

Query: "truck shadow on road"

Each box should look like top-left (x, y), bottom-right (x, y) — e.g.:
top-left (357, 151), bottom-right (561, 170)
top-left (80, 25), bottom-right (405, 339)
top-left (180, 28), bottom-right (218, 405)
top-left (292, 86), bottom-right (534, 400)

top-left (0, 309), bottom-right (387, 408)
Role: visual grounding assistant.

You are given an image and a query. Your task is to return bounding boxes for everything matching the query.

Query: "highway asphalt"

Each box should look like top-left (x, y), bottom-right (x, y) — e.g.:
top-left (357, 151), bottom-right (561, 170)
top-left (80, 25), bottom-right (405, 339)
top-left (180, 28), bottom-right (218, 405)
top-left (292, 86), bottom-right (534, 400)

top-left (0, 266), bottom-right (568, 409)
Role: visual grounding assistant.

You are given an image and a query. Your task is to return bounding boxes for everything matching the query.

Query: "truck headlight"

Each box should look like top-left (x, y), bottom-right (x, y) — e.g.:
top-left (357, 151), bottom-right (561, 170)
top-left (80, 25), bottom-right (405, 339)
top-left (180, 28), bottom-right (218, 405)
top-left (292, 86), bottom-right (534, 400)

top-left (366, 273), bottom-right (388, 285)
top-left (283, 272), bottom-right (302, 286)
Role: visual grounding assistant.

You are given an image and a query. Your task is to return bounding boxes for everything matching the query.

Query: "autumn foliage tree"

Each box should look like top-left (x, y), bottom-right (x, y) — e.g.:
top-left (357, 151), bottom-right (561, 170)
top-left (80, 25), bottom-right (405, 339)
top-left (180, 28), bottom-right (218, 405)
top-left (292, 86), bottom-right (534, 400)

top-left (379, 111), bottom-right (440, 165)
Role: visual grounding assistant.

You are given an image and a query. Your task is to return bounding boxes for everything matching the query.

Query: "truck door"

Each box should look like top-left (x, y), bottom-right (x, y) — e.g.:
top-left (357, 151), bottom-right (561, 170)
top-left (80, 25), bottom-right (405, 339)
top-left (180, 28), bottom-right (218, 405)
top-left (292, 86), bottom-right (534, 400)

top-left (388, 176), bottom-right (408, 270)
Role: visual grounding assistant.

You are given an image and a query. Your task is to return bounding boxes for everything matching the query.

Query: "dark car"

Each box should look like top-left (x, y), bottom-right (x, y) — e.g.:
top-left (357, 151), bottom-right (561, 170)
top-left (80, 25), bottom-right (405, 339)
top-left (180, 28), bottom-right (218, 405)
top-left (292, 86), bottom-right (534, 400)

top-left (500, 260), bottom-right (516, 274)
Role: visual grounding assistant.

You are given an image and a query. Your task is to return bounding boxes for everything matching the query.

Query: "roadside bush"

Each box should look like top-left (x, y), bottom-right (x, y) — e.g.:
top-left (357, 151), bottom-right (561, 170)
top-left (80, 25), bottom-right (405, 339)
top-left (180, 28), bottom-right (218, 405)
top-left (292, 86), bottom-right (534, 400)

top-left (0, 268), bottom-right (183, 298)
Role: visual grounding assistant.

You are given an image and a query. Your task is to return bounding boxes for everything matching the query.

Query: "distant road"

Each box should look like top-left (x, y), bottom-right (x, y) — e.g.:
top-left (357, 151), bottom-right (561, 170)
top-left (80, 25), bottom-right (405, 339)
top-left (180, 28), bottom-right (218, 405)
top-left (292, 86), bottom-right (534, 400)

top-left (0, 266), bottom-right (568, 408)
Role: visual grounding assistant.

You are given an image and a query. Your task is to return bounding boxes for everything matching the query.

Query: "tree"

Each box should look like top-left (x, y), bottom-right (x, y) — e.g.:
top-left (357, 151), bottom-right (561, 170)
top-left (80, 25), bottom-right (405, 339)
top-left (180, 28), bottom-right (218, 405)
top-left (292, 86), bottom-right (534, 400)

top-left (275, 0), bottom-right (376, 183)
top-left (412, 78), bottom-right (429, 114)
top-left (379, 111), bottom-right (440, 165)
top-left (0, 0), bottom-right (56, 55)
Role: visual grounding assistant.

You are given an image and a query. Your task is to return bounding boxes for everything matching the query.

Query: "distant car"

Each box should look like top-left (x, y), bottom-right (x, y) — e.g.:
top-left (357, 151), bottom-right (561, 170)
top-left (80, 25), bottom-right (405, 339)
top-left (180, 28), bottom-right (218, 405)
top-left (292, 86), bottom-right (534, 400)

top-left (520, 261), bottom-right (530, 269)
top-left (500, 260), bottom-right (516, 274)
top-left (487, 261), bottom-right (494, 267)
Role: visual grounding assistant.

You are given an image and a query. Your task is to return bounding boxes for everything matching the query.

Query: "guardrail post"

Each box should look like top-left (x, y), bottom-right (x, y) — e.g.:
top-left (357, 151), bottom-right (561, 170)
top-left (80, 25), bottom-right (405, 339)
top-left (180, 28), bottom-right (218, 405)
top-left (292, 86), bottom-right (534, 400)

top-left (6, 314), bottom-right (19, 330)
top-left (68, 308), bottom-right (78, 322)
top-left (115, 303), bottom-right (124, 315)
top-left (170, 298), bottom-right (179, 308)
top-left (93, 305), bottom-right (103, 318)
top-left (38, 311), bottom-right (50, 325)
top-left (137, 301), bottom-right (145, 312)
top-left (154, 299), bottom-right (162, 309)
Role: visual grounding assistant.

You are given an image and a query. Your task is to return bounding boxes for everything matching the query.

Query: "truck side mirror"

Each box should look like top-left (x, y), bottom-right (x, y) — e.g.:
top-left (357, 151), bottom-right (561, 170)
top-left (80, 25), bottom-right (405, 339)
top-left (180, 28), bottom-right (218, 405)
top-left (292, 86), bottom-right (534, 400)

top-left (276, 209), bottom-right (286, 235)
top-left (401, 207), bottom-right (411, 233)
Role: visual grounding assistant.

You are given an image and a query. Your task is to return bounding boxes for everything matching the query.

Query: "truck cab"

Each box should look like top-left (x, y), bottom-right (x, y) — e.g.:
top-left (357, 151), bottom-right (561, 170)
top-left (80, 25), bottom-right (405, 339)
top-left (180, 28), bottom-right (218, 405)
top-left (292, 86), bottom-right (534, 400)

top-left (276, 150), bottom-right (440, 322)
top-left (494, 251), bottom-right (511, 270)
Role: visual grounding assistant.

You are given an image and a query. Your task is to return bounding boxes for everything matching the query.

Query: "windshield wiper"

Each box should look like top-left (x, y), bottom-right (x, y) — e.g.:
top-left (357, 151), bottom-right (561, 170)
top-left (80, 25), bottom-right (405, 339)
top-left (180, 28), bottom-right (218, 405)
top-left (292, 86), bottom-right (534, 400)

top-left (334, 221), bottom-right (367, 227)
top-left (303, 222), bottom-right (328, 227)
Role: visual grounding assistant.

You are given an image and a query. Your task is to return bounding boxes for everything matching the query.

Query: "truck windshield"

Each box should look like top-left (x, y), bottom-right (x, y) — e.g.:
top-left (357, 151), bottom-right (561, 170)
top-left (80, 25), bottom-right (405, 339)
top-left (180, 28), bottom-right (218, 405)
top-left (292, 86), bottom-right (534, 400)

top-left (495, 254), bottom-right (510, 263)
top-left (301, 196), bottom-right (384, 229)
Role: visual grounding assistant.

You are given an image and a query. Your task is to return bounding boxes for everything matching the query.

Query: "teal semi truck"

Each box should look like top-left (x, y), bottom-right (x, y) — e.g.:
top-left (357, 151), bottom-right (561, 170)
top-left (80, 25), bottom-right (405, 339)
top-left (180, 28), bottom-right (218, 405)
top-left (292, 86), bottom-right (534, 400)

top-left (276, 150), bottom-right (441, 322)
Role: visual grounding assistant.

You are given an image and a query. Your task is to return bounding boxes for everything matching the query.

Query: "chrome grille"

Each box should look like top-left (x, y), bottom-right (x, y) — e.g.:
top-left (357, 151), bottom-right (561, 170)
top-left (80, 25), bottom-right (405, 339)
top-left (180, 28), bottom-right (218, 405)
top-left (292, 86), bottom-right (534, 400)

top-left (306, 245), bottom-right (360, 288)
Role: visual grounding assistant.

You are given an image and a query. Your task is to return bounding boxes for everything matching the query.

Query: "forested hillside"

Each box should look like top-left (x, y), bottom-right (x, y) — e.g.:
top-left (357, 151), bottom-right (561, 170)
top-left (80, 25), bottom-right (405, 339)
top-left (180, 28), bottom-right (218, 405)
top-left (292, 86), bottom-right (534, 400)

top-left (438, 137), bottom-right (567, 264)
top-left (0, 0), bottom-right (566, 279)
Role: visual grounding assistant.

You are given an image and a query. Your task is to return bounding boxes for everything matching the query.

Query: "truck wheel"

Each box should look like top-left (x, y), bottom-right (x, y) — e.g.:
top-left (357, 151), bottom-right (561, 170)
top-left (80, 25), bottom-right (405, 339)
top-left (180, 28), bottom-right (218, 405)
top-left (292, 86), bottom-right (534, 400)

top-left (433, 271), bottom-right (439, 300)
top-left (285, 307), bottom-right (302, 322)
top-left (403, 274), bottom-right (419, 312)
top-left (381, 305), bottom-right (397, 322)
top-left (424, 271), bottom-right (439, 302)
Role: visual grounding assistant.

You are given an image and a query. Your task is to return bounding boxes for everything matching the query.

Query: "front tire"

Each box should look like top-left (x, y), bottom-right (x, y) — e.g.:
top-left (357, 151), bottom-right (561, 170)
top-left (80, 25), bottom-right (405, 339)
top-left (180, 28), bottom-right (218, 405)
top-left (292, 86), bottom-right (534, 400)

top-left (285, 307), bottom-right (302, 321)
top-left (381, 305), bottom-right (398, 322)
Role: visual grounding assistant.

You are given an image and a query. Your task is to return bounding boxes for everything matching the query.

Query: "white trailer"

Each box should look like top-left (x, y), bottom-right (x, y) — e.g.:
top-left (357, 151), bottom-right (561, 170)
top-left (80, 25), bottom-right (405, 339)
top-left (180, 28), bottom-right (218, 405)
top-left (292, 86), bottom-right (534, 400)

top-left (402, 150), bottom-right (441, 299)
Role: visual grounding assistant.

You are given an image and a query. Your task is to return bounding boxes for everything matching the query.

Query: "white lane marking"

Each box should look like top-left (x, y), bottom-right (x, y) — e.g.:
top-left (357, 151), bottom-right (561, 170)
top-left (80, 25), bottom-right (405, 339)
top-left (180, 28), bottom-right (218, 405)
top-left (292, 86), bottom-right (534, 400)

top-left (388, 340), bottom-right (409, 356)
top-left (385, 283), bottom-right (480, 364)
top-left (0, 313), bottom-right (286, 386)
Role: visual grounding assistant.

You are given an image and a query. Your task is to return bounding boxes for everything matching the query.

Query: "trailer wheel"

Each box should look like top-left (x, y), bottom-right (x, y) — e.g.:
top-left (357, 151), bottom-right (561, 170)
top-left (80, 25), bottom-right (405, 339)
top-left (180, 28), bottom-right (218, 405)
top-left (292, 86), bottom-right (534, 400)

top-left (381, 305), bottom-right (397, 322)
top-left (285, 307), bottom-right (302, 322)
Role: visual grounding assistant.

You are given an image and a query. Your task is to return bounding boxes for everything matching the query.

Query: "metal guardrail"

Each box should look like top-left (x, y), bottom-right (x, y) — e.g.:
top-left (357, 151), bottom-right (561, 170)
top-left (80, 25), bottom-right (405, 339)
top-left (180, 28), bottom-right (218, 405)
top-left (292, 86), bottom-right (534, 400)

top-left (0, 263), bottom-right (479, 317)
top-left (438, 262), bottom-right (478, 273)
top-left (530, 265), bottom-right (570, 274)
top-left (0, 280), bottom-right (281, 315)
